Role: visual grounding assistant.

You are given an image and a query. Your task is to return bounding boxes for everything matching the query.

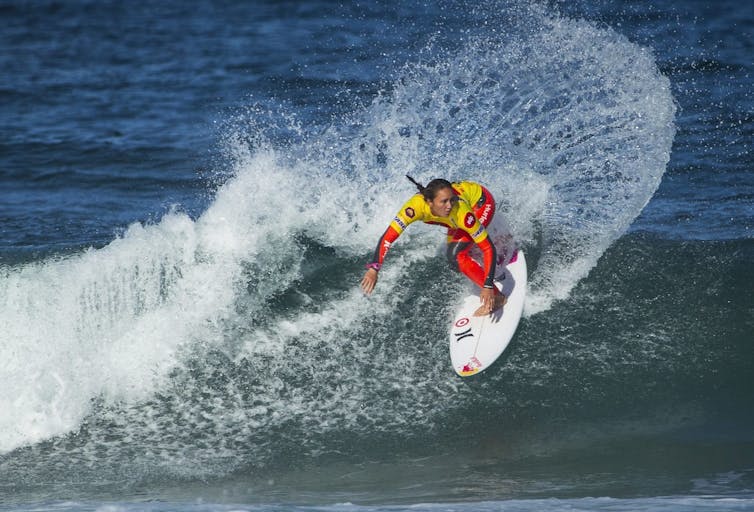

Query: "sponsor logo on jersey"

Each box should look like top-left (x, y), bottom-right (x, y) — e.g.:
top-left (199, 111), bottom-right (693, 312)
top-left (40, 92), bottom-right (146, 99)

top-left (393, 216), bottom-right (407, 230)
top-left (464, 212), bottom-right (476, 228)
top-left (405, 207), bottom-right (415, 218)
top-left (472, 226), bottom-right (485, 239)
top-left (478, 203), bottom-right (493, 225)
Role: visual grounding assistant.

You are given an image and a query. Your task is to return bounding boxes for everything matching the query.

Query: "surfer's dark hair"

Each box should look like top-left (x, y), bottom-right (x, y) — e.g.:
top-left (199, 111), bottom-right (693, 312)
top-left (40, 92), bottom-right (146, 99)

top-left (406, 175), bottom-right (453, 200)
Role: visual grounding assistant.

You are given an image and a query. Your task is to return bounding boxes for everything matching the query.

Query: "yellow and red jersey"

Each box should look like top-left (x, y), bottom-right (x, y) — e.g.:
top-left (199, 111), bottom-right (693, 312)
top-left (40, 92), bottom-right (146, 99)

top-left (387, 181), bottom-right (489, 244)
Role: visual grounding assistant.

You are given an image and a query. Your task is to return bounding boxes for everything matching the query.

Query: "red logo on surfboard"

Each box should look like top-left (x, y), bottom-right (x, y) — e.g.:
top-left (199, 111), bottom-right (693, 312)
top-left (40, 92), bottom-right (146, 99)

top-left (455, 317), bottom-right (470, 328)
top-left (461, 357), bottom-right (483, 375)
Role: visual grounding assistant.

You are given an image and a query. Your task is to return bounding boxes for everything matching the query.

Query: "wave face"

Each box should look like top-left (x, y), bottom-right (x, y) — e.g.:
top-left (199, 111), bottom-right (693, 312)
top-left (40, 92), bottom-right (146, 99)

top-left (0, 1), bottom-right (693, 503)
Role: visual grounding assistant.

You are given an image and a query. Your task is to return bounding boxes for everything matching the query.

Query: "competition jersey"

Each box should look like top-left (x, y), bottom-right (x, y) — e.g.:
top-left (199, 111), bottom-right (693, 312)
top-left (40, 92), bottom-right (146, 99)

top-left (388, 181), bottom-right (488, 244)
top-left (372, 181), bottom-right (494, 275)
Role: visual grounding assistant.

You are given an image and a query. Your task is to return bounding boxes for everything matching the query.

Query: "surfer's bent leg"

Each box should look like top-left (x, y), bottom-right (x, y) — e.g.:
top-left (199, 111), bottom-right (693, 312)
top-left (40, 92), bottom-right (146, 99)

top-left (446, 239), bottom-right (471, 272)
top-left (446, 231), bottom-right (488, 289)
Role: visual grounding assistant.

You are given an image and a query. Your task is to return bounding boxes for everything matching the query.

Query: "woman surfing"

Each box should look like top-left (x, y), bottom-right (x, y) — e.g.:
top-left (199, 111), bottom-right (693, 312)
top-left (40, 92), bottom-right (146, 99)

top-left (360, 176), bottom-right (506, 316)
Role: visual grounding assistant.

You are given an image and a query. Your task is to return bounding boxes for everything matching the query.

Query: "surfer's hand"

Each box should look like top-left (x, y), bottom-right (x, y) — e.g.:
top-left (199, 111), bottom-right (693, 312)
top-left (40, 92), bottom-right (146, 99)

top-left (474, 289), bottom-right (508, 316)
top-left (479, 287), bottom-right (496, 313)
top-left (361, 268), bottom-right (378, 295)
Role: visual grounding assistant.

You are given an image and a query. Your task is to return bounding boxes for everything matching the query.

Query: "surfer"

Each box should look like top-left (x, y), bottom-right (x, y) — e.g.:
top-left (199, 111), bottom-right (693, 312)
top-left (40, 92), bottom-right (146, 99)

top-left (360, 176), bottom-right (506, 316)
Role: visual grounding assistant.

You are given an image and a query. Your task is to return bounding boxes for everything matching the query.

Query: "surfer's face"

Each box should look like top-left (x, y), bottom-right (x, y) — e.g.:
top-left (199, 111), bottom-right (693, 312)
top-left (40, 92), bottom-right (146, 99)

top-left (427, 187), bottom-right (455, 217)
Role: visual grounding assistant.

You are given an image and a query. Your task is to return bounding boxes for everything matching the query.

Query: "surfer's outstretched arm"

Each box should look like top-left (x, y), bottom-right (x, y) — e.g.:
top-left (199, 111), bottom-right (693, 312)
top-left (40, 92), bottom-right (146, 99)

top-left (360, 226), bottom-right (400, 295)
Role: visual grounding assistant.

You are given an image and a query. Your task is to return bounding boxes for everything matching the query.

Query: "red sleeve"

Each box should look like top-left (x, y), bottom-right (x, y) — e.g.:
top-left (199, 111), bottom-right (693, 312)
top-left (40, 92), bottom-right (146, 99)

top-left (369, 226), bottom-right (401, 267)
top-left (477, 236), bottom-right (498, 289)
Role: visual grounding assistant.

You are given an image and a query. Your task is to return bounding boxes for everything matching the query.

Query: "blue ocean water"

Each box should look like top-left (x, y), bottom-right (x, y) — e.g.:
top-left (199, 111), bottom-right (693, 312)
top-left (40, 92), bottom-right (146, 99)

top-left (1, 1), bottom-right (752, 511)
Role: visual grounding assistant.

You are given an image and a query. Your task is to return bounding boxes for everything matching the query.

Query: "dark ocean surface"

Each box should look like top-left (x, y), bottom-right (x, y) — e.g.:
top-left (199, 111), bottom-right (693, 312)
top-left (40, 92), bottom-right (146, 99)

top-left (1, 1), bottom-right (752, 511)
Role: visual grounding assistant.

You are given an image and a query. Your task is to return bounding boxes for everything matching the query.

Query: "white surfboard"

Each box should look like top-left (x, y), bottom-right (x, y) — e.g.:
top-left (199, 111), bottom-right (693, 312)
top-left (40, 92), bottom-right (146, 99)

top-left (449, 216), bottom-right (527, 377)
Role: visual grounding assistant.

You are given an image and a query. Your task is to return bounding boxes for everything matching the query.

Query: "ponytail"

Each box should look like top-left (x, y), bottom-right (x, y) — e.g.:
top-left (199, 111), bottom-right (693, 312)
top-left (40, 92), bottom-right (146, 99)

top-left (406, 175), bottom-right (453, 201)
top-left (405, 174), bottom-right (424, 193)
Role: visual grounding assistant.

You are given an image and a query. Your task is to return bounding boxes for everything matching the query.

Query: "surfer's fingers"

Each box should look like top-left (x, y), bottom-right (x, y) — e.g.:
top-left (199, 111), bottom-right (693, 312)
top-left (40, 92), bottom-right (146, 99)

top-left (360, 273), bottom-right (377, 294)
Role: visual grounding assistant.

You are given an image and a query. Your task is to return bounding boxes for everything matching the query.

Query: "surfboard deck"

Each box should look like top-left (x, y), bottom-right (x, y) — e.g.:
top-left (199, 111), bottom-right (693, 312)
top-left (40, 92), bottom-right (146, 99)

top-left (449, 217), bottom-right (527, 377)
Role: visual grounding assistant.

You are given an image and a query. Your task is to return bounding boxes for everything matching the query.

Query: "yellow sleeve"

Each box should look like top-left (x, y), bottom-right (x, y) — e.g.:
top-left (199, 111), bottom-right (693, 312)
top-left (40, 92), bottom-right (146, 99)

top-left (452, 181), bottom-right (483, 206)
top-left (388, 194), bottom-right (425, 235)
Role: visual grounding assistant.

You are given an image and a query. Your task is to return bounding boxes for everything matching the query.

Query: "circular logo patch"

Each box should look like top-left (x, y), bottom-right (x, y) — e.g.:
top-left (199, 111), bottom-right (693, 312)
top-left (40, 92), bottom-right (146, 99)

top-left (464, 212), bottom-right (476, 228)
top-left (405, 207), bottom-right (415, 218)
top-left (455, 317), bottom-right (470, 328)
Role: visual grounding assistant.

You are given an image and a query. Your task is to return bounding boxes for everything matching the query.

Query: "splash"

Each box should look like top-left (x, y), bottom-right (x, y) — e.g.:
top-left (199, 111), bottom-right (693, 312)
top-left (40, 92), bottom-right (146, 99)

top-left (338, 12), bottom-right (676, 313)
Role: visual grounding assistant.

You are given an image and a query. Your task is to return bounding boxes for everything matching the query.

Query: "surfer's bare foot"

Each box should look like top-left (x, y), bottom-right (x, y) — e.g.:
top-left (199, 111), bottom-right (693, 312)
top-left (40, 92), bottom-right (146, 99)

top-left (473, 294), bottom-right (507, 316)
